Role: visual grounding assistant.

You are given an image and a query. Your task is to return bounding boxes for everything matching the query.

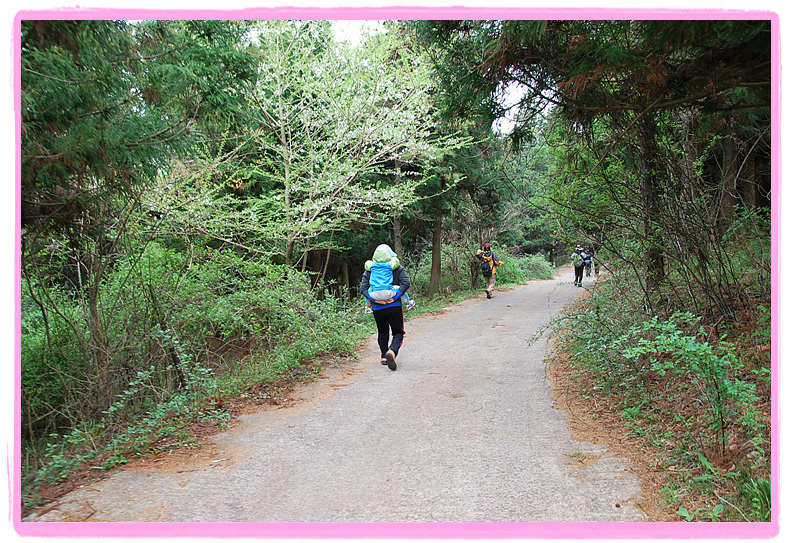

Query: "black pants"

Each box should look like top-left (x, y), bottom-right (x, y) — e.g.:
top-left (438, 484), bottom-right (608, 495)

top-left (574, 265), bottom-right (584, 285)
top-left (373, 305), bottom-right (405, 357)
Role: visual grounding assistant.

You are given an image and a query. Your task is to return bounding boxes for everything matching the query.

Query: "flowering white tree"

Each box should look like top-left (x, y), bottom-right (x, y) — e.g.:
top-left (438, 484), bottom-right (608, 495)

top-left (248, 20), bottom-right (467, 266)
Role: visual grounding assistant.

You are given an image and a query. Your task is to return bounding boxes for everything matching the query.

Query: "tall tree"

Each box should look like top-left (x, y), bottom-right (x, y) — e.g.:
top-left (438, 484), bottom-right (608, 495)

top-left (408, 19), bottom-right (771, 313)
top-left (20, 19), bottom-right (258, 416)
top-left (247, 20), bottom-right (466, 267)
top-left (21, 19), bottom-right (256, 235)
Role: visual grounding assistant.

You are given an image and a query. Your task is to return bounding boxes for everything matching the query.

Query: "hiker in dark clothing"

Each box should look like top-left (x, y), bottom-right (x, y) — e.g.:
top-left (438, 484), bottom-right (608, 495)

top-left (572, 246), bottom-right (586, 287)
top-left (360, 244), bottom-right (411, 371)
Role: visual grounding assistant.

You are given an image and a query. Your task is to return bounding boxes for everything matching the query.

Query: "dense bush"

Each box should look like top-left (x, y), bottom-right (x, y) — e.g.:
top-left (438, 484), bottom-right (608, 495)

top-left (21, 241), bottom-right (366, 503)
top-left (496, 254), bottom-right (555, 284)
top-left (408, 242), bottom-right (478, 296)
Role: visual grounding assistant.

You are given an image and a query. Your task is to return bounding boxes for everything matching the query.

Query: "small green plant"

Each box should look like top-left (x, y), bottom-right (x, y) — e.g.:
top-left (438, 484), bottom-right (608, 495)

top-left (101, 453), bottom-right (129, 470)
top-left (739, 477), bottom-right (771, 522)
top-left (617, 312), bottom-right (764, 455)
top-left (676, 506), bottom-right (697, 521)
top-left (660, 481), bottom-right (682, 507)
top-left (677, 504), bottom-right (725, 522)
top-left (753, 305), bottom-right (771, 345)
top-left (625, 424), bottom-right (646, 437)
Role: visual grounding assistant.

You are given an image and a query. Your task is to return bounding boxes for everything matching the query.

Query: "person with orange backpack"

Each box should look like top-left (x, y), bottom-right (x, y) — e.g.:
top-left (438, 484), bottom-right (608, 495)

top-left (475, 242), bottom-right (503, 299)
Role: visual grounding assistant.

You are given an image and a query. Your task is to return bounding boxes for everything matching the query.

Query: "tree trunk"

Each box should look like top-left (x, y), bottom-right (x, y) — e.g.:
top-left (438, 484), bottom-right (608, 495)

top-left (309, 250), bottom-right (322, 294)
top-left (637, 115), bottom-right (665, 299)
top-left (393, 214), bottom-right (404, 257)
top-left (147, 284), bottom-right (187, 391)
top-left (679, 108), bottom-right (701, 204)
top-left (393, 160), bottom-right (405, 258)
top-left (428, 208), bottom-right (443, 297)
top-left (87, 278), bottom-right (112, 411)
top-left (285, 239), bottom-right (295, 268)
top-left (719, 133), bottom-right (738, 233)
top-left (720, 127), bottom-right (739, 232)
top-left (743, 154), bottom-right (757, 209)
top-left (341, 260), bottom-right (352, 300)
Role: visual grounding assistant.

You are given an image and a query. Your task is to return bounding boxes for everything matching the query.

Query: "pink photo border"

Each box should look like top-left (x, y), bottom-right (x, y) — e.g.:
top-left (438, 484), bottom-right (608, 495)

top-left (11, 4), bottom-right (781, 540)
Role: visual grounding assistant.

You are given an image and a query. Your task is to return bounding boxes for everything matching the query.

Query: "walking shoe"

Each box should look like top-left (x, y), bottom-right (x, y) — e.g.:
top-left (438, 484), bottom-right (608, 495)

top-left (486, 291), bottom-right (492, 299)
top-left (405, 299), bottom-right (416, 310)
top-left (384, 349), bottom-right (397, 371)
top-left (380, 357), bottom-right (388, 365)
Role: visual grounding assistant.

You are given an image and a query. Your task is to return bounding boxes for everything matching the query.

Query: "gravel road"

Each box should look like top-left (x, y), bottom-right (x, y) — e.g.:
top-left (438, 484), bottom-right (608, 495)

top-left (26, 266), bottom-right (645, 526)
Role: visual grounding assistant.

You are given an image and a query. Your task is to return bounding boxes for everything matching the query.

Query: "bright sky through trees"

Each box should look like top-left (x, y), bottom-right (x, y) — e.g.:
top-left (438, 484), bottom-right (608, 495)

top-left (331, 20), bottom-right (386, 46)
top-left (331, 19), bottom-right (523, 134)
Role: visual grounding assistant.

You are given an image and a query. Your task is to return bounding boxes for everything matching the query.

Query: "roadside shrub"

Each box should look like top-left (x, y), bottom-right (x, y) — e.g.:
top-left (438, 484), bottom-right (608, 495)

top-left (497, 254), bottom-right (555, 284)
top-left (409, 245), bottom-right (555, 296)
top-left (408, 242), bottom-right (477, 296)
top-left (616, 312), bottom-right (765, 457)
top-left (554, 271), bottom-right (770, 521)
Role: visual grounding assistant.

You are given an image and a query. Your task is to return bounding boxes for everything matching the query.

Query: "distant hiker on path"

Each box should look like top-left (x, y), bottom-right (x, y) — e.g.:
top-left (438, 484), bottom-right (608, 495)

top-left (572, 246), bottom-right (586, 287)
top-left (582, 248), bottom-right (593, 277)
top-left (360, 244), bottom-right (411, 371)
top-left (475, 243), bottom-right (503, 299)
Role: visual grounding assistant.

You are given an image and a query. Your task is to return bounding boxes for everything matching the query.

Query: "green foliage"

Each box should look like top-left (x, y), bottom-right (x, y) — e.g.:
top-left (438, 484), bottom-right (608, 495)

top-left (556, 272), bottom-right (770, 521)
top-left (407, 242), bottom-right (553, 297)
top-left (738, 477), bottom-right (771, 522)
top-left (498, 254), bottom-right (555, 283)
top-left (21, 281), bottom-right (89, 436)
top-left (21, 19), bottom-right (257, 234)
top-left (677, 503), bottom-right (726, 522)
top-left (31, 372), bottom-right (208, 498)
top-left (409, 242), bottom-right (478, 296)
top-left (411, 19), bottom-right (771, 319)
top-left (246, 20), bottom-right (471, 264)
top-left (21, 239), bottom-right (366, 502)
top-left (617, 313), bottom-right (764, 453)
top-left (721, 206), bottom-right (771, 297)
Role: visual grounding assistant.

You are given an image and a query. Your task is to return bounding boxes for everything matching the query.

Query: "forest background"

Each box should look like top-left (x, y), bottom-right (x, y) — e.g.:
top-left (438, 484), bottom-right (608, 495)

top-left (13, 13), bottom-right (774, 522)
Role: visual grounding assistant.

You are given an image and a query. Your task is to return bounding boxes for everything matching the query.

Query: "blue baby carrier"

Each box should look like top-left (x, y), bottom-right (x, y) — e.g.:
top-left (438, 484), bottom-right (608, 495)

top-left (369, 261), bottom-right (395, 292)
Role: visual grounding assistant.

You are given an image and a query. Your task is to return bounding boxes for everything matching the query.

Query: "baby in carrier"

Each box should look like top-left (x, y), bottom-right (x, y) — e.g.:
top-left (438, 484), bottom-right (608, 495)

top-left (364, 246), bottom-right (416, 313)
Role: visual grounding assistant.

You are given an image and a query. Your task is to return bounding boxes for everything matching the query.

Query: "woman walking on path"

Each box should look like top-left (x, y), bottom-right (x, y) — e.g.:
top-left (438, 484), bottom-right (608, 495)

top-left (360, 244), bottom-right (411, 371)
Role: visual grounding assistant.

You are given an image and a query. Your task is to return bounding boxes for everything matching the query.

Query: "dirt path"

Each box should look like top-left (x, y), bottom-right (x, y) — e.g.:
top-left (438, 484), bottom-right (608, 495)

top-left (25, 266), bottom-right (646, 527)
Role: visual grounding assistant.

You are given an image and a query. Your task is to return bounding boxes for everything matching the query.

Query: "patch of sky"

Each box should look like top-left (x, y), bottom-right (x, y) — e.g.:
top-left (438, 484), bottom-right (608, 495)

top-left (331, 20), bottom-right (386, 47)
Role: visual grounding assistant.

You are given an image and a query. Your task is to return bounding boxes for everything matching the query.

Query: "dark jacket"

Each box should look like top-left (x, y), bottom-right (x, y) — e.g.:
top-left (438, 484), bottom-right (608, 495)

top-left (360, 265), bottom-right (411, 311)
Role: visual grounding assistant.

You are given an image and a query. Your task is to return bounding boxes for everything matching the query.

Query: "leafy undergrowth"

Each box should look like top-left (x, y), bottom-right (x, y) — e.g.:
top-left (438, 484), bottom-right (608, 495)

top-left (548, 276), bottom-right (771, 522)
